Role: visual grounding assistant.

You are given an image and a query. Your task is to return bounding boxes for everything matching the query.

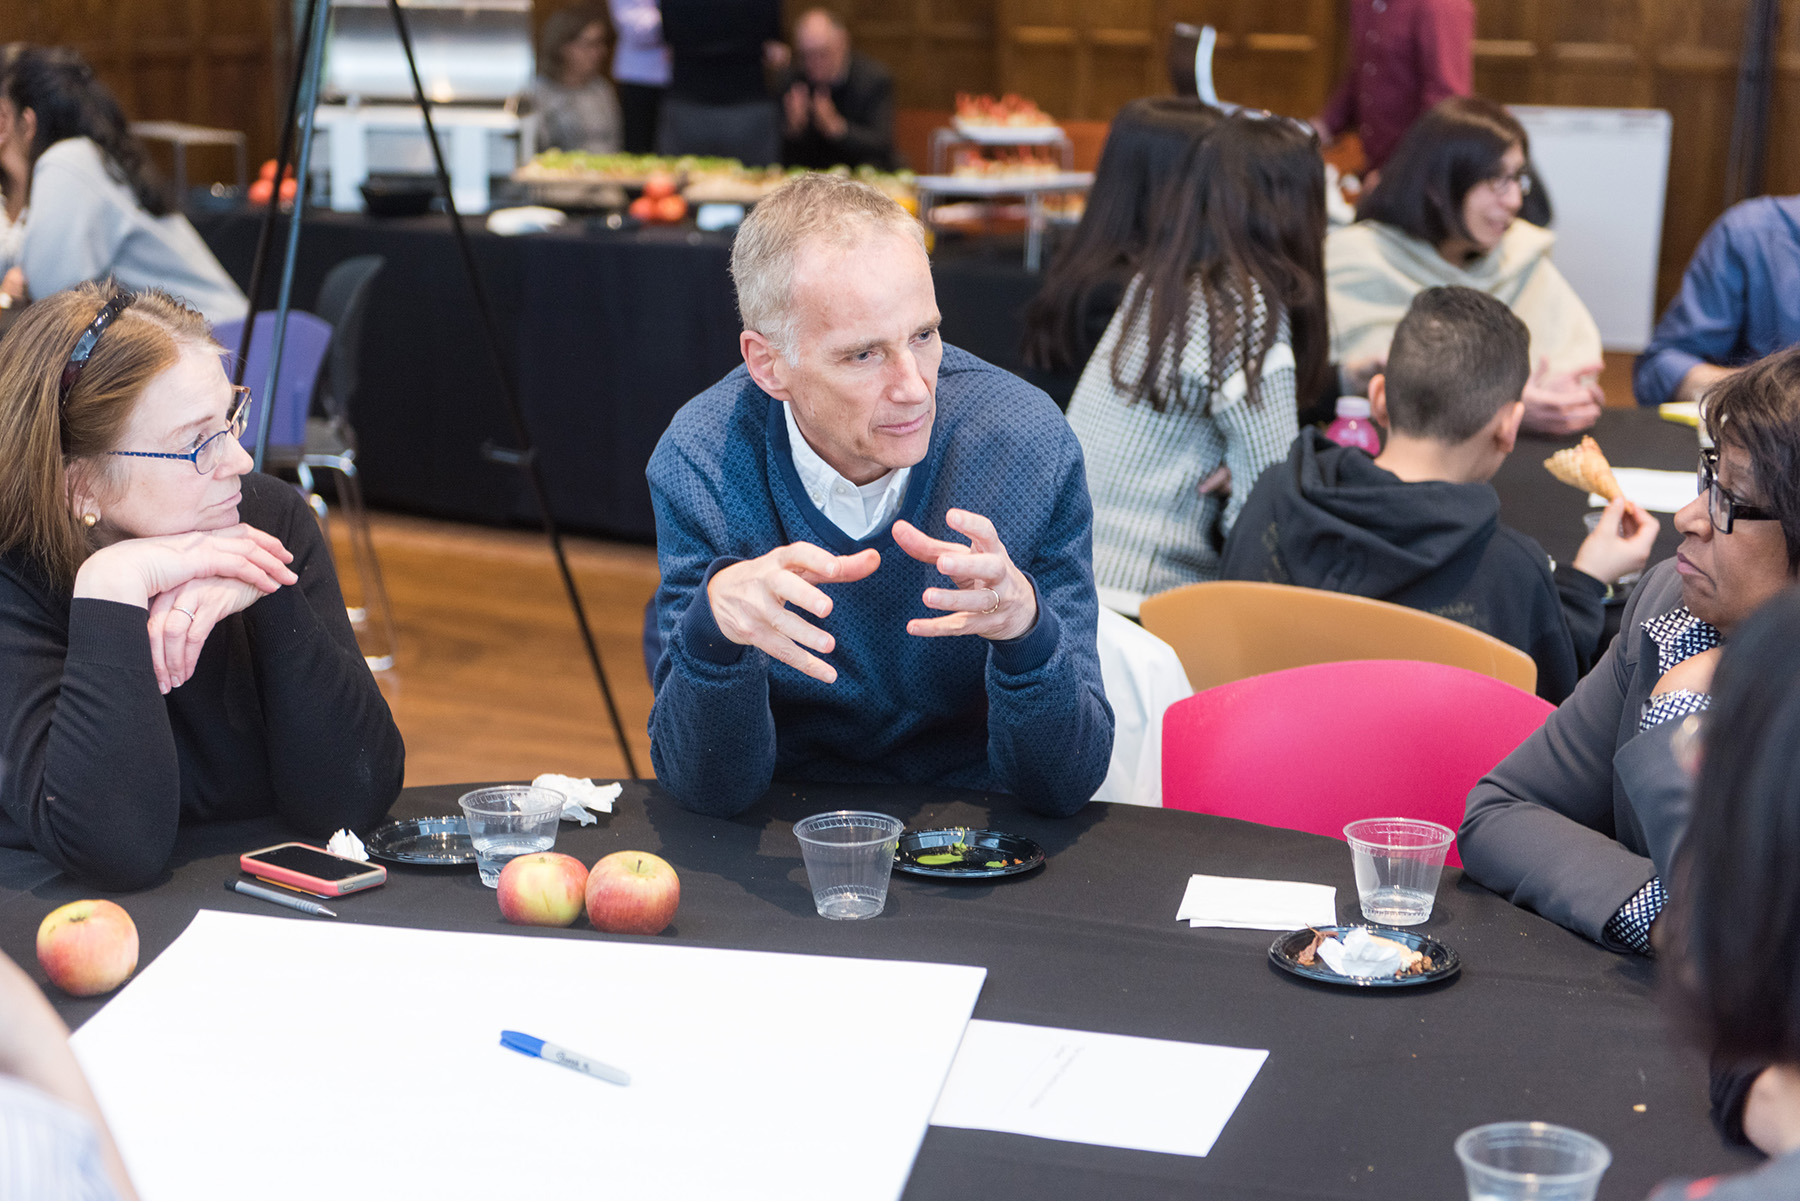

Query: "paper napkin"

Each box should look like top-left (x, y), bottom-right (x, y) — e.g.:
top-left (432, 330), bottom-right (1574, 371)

top-left (531, 774), bottom-right (622, 825)
top-left (1176, 874), bottom-right (1336, 931)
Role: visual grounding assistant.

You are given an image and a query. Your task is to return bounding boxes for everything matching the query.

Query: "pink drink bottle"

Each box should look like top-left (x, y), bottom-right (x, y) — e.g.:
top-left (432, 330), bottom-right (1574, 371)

top-left (1324, 396), bottom-right (1381, 454)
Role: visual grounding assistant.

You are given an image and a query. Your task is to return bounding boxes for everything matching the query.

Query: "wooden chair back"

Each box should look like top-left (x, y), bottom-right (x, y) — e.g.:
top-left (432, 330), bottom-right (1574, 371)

top-left (1138, 580), bottom-right (1538, 695)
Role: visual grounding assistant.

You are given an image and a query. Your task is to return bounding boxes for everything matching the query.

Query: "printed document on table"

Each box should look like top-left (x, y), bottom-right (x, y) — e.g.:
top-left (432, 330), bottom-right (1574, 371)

top-left (930, 1020), bottom-right (1268, 1158)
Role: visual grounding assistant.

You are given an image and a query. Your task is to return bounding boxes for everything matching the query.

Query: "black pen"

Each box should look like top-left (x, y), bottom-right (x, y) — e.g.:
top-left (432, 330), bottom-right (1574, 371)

top-left (225, 878), bottom-right (339, 919)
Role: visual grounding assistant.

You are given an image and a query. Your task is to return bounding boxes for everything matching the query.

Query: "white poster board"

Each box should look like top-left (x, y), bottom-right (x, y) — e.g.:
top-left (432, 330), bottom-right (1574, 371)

top-left (1509, 106), bottom-right (1673, 353)
top-left (71, 911), bottom-right (986, 1201)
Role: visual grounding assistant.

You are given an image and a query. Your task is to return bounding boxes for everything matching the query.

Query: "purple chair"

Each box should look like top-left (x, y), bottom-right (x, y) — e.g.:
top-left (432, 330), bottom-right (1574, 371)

top-left (212, 310), bottom-right (333, 453)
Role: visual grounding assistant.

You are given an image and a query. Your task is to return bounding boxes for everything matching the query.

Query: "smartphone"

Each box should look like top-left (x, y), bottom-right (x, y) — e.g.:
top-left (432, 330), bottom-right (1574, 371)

top-left (240, 842), bottom-right (387, 897)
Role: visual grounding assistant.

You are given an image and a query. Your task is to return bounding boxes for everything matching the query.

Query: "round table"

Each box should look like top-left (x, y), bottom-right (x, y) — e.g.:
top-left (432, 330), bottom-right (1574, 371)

top-left (0, 779), bottom-right (1756, 1200)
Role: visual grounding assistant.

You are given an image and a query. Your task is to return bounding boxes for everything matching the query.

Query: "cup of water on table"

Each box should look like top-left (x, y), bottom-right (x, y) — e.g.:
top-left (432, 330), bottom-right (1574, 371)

top-left (1455, 1121), bottom-right (1611, 1201)
top-left (1342, 817), bottom-right (1455, 926)
top-left (459, 785), bottom-right (565, 887)
top-left (793, 811), bottom-right (905, 919)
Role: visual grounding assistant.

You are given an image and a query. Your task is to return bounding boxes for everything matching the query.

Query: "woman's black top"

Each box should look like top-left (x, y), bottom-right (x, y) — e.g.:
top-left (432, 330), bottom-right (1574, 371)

top-left (0, 473), bottom-right (404, 889)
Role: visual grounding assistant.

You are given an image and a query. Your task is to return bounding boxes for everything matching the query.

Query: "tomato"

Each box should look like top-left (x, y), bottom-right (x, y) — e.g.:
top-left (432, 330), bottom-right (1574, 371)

top-left (655, 194), bottom-right (688, 223)
top-left (628, 194), bottom-right (656, 221)
top-left (642, 171), bottom-right (677, 200)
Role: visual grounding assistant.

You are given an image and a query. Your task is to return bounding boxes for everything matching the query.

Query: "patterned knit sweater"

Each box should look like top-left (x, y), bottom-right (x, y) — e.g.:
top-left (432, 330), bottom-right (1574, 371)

top-left (647, 345), bottom-right (1114, 818)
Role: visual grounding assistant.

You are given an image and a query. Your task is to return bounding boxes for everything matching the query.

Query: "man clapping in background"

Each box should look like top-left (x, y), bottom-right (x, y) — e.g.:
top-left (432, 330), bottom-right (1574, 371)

top-left (779, 8), bottom-right (898, 171)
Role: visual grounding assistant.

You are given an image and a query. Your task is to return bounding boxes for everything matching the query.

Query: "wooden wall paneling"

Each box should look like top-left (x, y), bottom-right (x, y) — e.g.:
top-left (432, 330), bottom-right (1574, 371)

top-left (0, 0), bottom-right (286, 186)
top-left (829, 0), bottom-right (996, 111)
top-left (1760, 2), bottom-right (1800, 199)
top-left (994, 0), bottom-right (1161, 122)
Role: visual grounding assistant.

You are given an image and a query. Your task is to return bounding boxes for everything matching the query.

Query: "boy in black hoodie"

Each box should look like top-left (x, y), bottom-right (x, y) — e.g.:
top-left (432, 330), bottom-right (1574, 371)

top-left (1220, 286), bottom-right (1658, 701)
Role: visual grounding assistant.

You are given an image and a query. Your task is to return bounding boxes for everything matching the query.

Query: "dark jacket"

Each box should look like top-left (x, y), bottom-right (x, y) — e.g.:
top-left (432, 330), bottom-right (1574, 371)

top-left (1219, 429), bottom-right (1606, 702)
top-left (1459, 559), bottom-right (1689, 944)
top-left (779, 53), bottom-right (897, 170)
top-left (660, 0), bottom-right (780, 106)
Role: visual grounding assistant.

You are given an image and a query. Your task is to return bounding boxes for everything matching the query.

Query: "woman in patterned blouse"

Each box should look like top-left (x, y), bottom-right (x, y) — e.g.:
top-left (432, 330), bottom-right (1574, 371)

top-left (1065, 111), bottom-right (1329, 614)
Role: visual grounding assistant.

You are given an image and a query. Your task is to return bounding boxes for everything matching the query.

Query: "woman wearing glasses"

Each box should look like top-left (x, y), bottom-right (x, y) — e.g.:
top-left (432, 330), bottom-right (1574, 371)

top-left (1327, 96), bottom-right (1603, 435)
top-left (0, 283), bottom-right (403, 890)
top-left (1460, 345), bottom-right (1800, 956)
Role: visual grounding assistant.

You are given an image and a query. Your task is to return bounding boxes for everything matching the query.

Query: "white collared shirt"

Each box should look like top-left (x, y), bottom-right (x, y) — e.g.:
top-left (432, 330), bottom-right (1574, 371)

top-left (783, 402), bottom-right (910, 540)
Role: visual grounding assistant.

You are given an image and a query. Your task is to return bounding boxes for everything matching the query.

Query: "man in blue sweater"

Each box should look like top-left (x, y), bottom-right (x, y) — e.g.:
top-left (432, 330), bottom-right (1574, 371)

top-left (647, 175), bottom-right (1113, 817)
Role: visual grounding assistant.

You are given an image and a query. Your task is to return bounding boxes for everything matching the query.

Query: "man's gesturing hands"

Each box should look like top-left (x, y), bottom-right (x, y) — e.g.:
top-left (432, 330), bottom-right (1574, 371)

top-left (704, 509), bottom-right (1035, 683)
top-left (892, 509), bottom-right (1036, 642)
top-left (707, 544), bottom-right (881, 683)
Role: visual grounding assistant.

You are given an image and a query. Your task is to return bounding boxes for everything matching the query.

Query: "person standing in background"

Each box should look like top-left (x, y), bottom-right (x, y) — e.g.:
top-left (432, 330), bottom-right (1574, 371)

top-left (1311, 0), bottom-right (1474, 176)
top-left (608, 0), bottom-right (669, 155)
top-left (657, 0), bottom-right (783, 166)
top-left (528, 5), bottom-right (623, 155)
top-left (779, 9), bottom-right (896, 171)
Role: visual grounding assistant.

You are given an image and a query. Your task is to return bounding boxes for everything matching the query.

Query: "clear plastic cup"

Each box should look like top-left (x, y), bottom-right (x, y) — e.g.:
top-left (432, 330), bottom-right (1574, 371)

top-left (1343, 817), bottom-right (1455, 926)
top-left (458, 786), bottom-right (565, 887)
top-left (1455, 1122), bottom-right (1611, 1201)
top-left (793, 811), bottom-right (904, 919)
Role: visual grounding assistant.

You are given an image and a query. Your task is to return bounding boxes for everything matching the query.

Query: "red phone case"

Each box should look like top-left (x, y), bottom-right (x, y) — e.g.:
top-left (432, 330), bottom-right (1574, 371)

top-left (239, 844), bottom-right (387, 897)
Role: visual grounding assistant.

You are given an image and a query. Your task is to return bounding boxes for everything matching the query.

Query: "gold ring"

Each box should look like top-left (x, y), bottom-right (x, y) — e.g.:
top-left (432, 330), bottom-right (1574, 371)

top-left (981, 587), bottom-right (1000, 615)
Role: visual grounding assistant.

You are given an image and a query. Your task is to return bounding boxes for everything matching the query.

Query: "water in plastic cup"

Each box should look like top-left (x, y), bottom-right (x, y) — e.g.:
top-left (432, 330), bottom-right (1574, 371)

top-left (458, 785), bottom-right (565, 887)
top-left (793, 811), bottom-right (905, 919)
top-left (1343, 817), bottom-right (1455, 926)
top-left (1456, 1121), bottom-right (1611, 1201)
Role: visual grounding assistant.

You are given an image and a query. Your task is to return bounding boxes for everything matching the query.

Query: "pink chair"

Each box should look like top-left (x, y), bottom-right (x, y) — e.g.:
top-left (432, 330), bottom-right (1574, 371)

top-left (1161, 660), bottom-right (1556, 867)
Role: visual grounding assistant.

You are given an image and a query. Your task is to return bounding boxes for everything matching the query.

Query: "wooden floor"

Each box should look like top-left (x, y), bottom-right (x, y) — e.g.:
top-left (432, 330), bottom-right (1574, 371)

top-left (347, 350), bottom-right (1639, 788)
top-left (342, 511), bottom-right (659, 787)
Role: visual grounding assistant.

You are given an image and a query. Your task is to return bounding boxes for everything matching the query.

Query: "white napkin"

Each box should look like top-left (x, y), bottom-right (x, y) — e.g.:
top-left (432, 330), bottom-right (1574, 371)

top-left (325, 828), bottom-right (368, 862)
top-left (1175, 874), bottom-right (1337, 931)
top-left (485, 206), bottom-right (567, 235)
top-left (531, 774), bottom-right (622, 825)
top-left (1315, 927), bottom-right (1406, 977)
top-left (1590, 468), bottom-right (1699, 514)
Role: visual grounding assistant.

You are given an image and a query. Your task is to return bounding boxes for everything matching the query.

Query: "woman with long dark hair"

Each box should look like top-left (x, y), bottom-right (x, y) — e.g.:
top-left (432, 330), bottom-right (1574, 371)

top-left (0, 46), bottom-right (245, 324)
top-left (1066, 111), bottom-right (1328, 612)
top-left (1653, 586), bottom-right (1800, 1198)
top-left (1329, 95), bottom-right (1600, 435)
top-left (1021, 97), bottom-right (1220, 397)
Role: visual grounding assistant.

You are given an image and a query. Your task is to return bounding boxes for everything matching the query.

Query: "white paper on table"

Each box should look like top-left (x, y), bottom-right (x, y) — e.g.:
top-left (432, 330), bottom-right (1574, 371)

top-left (1176, 873), bottom-right (1337, 931)
top-left (71, 911), bottom-right (985, 1201)
top-left (930, 1020), bottom-right (1268, 1158)
top-left (1591, 468), bottom-right (1698, 514)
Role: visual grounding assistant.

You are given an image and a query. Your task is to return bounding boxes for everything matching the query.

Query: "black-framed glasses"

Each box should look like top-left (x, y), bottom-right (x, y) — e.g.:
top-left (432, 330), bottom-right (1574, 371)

top-left (107, 386), bottom-right (252, 475)
top-left (59, 293), bottom-right (133, 403)
top-left (1481, 167), bottom-right (1534, 197)
top-left (1699, 447), bottom-right (1776, 533)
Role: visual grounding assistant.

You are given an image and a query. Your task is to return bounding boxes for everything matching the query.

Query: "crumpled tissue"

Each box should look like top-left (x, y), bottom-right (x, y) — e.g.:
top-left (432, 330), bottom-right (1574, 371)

top-left (532, 774), bottom-right (622, 825)
top-left (1315, 927), bottom-right (1407, 977)
top-left (325, 828), bottom-right (369, 862)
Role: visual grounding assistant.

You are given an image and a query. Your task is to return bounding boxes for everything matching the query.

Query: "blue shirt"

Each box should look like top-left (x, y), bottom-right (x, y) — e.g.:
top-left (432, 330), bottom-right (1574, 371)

top-left (1634, 194), bottom-right (1800, 406)
top-left (646, 345), bottom-right (1114, 818)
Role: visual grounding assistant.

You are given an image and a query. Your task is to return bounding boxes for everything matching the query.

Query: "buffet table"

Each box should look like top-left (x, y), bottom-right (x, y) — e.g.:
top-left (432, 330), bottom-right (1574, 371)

top-left (0, 781), bottom-right (1755, 1200)
top-left (193, 209), bottom-right (1699, 558)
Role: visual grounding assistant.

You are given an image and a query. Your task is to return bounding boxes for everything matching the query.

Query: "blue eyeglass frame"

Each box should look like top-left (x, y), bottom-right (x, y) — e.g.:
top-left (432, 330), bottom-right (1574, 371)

top-left (107, 386), bottom-right (253, 475)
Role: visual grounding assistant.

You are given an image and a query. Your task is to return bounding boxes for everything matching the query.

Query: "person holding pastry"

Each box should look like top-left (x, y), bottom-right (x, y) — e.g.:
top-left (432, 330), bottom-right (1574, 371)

top-left (1460, 345), bottom-right (1800, 953)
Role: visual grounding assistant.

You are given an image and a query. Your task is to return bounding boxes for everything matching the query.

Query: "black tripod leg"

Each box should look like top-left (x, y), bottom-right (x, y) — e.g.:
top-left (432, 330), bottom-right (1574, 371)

top-left (383, 0), bottom-right (642, 779)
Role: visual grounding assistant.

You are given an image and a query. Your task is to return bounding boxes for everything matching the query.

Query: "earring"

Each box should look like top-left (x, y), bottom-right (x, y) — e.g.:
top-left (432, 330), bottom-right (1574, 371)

top-left (82, 513), bottom-right (98, 528)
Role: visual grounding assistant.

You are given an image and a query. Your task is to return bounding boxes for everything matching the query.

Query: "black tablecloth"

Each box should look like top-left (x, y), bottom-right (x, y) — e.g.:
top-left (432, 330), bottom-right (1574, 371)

top-left (0, 782), bottom-right (1755, 1200)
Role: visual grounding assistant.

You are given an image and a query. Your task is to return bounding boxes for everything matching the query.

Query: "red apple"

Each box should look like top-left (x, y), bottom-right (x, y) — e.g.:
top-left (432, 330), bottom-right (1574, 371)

top-left (496, 852), bottom-right (589, 927)
top-left (585, 851), bottom-right (679, 935)
top-left (36, 900), bottom-right (139, 997)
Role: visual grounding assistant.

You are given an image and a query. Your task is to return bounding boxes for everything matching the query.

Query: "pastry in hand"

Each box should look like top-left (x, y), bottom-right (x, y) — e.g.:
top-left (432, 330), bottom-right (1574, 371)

top-left (1544, 435), bottom-right (1623, 502)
